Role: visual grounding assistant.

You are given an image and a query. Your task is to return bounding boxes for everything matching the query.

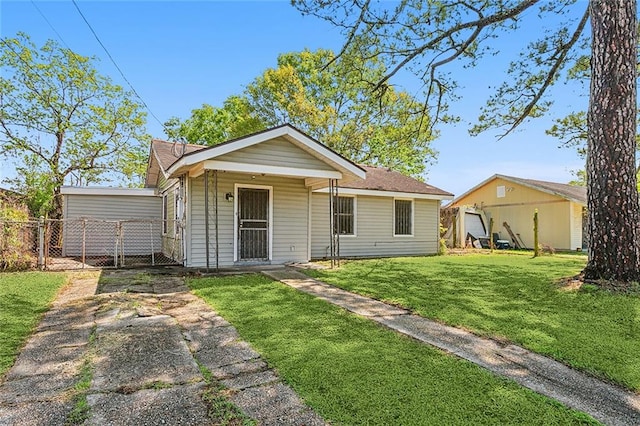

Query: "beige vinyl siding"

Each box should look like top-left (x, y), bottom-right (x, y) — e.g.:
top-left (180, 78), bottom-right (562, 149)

top-left (569, 202), bottom-right (584, 250)
top-left (311, 193), bottom-right (439, 259)
top-left (62, 194), bottom-right (162, 257)
top-left (482, 203), bottom-right (572, 250)
top-left (216, 137), bottom-right (335, 171)
top-left (187, 172), bottom-right (309, 267)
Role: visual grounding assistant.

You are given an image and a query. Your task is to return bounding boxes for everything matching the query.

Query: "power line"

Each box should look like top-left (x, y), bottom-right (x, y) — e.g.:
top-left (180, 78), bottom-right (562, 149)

top-left (30, 0), bottom-right (71, 50)
top-left (70, 0), bottom-right (166, 131)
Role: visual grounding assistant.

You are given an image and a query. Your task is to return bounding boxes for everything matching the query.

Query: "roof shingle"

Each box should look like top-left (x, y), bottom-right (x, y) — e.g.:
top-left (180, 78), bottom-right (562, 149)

top-left (498, 174), bottom-right (586, 204)
top-left (343, 166), bottom-right (453, 196)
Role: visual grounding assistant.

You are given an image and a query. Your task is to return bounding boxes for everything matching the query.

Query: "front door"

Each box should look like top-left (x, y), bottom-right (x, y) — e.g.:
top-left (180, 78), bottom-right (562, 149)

top-left (237, 188), bottom-right (269, 261)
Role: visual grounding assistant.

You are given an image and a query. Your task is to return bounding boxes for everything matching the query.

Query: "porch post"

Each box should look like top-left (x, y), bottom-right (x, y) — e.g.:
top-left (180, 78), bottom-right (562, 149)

top-left (214, 170), bottom-right (219, 272)
top-left (204, 170), bottom-right (210, 271)
top-left (328, 179), bottom-right (341, 268)
top-left (329, 179), bottom-right (334, 268)
top-left (335, 179), bottom-right (340, 268)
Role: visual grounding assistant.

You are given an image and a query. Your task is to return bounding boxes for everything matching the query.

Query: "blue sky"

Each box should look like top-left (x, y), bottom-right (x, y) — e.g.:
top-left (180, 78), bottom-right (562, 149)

top-left (1, 1), bottom-right (587, 196)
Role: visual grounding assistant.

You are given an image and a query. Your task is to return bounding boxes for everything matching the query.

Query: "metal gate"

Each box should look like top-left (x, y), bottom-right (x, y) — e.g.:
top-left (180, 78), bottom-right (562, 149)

top-left (237, 188), bottom-right (269, 261)
top-left (0, 218), bottom-right (182, 270)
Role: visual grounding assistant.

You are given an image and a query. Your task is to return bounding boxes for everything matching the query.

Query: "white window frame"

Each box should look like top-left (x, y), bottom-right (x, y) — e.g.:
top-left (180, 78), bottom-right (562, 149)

top-left (393, 198), bottom-right (414, 237)
top-left (161, 193), bottom-right (168, 235)
top-left (174, 186), bottom-right (182, 235)
top-left (333, 195), bottom-right (357, 237)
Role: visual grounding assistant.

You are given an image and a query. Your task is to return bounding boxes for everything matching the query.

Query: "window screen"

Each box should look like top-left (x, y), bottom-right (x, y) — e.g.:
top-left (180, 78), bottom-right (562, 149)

top-left (395, 199), bottom-right (413, 235)
top-left (333, 196), bottom-right (354, 235)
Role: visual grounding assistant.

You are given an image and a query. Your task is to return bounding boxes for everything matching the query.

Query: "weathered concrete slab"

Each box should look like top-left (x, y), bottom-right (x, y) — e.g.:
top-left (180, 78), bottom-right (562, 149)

top-left (184, 325), bottom-right (240, 352)
top-left (263, 270), bottom-right (408, 317)
top-left (36, 301), bottom-right (97, 332)
top-left (7, 342), bottom-right (86, 380)
top-left (231, 382), bottom-right (325, 426)
top-left (0, 400), bottom-right (73, 426)
top-left (195, 341), bottom-right (261, 370)
top-left (221, 370), bottom-right (279, 391)
top-left (91, 315), bottom-right (201, 392)
top-left (210, 359), bottom-right (268, 380)
top-left (0, 371), bottom-right (78, 404)
top-left (86, 383), bottom-right (209, 426)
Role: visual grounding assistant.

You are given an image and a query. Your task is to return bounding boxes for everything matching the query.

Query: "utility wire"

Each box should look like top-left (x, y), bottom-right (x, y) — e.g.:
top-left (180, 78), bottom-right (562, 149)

top-left (30, 0), bottom-right (71, 50)
top-left (70, 0), bottom-right (166, 131)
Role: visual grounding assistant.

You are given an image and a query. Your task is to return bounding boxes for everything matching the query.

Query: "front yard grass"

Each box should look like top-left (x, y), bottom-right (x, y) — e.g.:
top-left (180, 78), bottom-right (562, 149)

top-left (0, 271), bottom-right (67, 376)
top-left (304, 252), bottom-right (640, 391)
top-left (189, 274), bottom-right (597, 425)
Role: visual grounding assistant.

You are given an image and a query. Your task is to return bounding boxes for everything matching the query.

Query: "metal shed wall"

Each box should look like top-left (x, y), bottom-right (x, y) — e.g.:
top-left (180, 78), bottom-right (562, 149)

top-left (62, 192), bottom-right (162, 256)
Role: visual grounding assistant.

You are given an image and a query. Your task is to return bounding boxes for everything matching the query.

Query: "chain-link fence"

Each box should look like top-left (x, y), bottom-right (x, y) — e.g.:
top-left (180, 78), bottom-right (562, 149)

top-left (0, 219), bottom-right (38, 270)
top-left (0, 218), bottom-right (182, 271)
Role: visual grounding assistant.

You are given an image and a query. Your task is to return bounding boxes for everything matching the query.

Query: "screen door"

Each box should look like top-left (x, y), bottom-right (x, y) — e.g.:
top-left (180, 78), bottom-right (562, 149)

top-left (237, 188), bottom-right (269, 261)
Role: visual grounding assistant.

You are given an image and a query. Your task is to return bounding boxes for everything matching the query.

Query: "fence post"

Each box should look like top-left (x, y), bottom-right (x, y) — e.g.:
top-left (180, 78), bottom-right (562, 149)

top-left (82, 219), bottom-right (86, 269)
top-left (38, 216), bottom-right (45, 270)
top-left (533, 209), bottom-right (539, 257)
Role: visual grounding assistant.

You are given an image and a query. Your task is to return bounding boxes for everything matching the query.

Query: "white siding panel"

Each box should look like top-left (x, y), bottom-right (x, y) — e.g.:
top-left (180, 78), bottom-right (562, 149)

top-left (188, 172), bottom-right (309, 267)
top-left (217, 137), bottom-right (335, 171)
top-left (62, 194), bottom-right (162, 257)
top-left (311, 193), bottom-right (439, 259)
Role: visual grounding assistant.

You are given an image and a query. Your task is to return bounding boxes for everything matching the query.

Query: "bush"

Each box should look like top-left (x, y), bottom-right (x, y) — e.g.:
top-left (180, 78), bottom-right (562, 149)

top-left (0, 200), bottom-right (36, 271)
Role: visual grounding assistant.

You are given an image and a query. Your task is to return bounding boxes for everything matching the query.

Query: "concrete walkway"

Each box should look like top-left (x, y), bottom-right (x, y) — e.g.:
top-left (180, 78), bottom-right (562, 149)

top-left (264, 268), bottom-right (640, 426)
top-left (0, 269), bottom-right (324, 426)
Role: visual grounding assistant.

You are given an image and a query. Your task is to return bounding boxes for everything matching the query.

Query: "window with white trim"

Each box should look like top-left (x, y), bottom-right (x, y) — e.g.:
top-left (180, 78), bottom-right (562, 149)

top-left (333, 196), bottom-right (355, 235)
top-left (394, 199), bottom-right (413, 236)
top-left (162, 193), bottom-right (168, 235)
top-left (174, 187), bottom-right (182, 235)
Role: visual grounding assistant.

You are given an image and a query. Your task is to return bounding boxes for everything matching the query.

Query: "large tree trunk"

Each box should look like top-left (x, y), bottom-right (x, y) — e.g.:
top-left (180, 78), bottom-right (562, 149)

top-left (584, 0), bottom-right (640, 283)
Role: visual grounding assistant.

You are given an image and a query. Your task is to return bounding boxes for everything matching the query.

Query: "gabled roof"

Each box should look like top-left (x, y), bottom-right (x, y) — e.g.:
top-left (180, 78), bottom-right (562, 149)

top-left (451, 174), bottom-right (586, 205)
top-left (146, 124), bottom-right (367, 187)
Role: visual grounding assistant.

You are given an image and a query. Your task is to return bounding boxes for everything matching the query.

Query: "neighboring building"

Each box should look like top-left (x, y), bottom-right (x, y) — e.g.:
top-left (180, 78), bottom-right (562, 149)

top-left (60, 187), bottom-right (162, 258)
top-left (62, 124), bottom-right (453, 267)
top-left (446, 174), bottom-right (586, 251)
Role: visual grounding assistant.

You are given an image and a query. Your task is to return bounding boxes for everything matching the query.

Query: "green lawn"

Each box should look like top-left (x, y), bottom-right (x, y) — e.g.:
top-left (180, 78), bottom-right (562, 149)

top-left (304, 252), bottom-right (640, 391)
top-left (189, 274), bottom-right (597, 425)
top-left (0, 271), bottom-right (67, 376)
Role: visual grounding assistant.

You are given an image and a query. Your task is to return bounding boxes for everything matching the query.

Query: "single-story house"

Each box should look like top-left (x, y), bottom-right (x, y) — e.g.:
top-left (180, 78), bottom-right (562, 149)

top-left (61, 124), bottom-right (453, 267)
top-left (445, 174), bottom-right (586, 251)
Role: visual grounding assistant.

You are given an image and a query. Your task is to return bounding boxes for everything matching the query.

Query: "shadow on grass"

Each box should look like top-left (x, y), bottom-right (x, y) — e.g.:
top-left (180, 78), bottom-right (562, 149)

top-left (305, 255), bottom-right (640, 391)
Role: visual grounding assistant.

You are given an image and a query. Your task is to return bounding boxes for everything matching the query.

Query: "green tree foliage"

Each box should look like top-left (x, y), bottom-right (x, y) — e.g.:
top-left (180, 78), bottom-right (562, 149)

top-left (166, 49), bottom-right (437, 177)
top-left (0, 33), bottom-right (149, 217)
top-left (164, 96), bottom-right (263, 146)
